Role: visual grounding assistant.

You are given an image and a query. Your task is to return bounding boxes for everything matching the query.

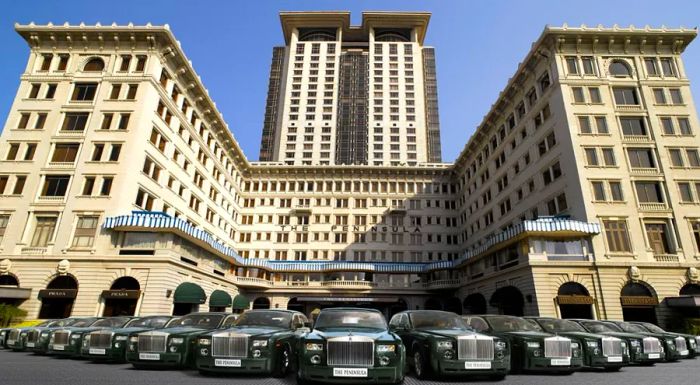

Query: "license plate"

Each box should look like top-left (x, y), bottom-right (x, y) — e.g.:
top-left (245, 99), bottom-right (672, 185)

top-left (680, 350), bottom-right (689, 356)
top-left (333, 368), bottom-right (368, 377)
top-left (26, 342), bottom-right (35, 348)
top-left (464, 361), bottom-right (492, 369)
top-left (6, 340), bottom-right (14, 345)
top-left (607, 356), bottom-right (622, 362)
top-left (550, 358), bottom-right (570, 366)
top-left (53, 345), bottom-right (65, 351)
top-left (139, 353), bottom-right (160, 360)
top-left (648, 353), bottom-right (660, 359)
top-left (215, 359), bottom-right (242, 367)
top-left (89, 348), bottom-right (106, 355)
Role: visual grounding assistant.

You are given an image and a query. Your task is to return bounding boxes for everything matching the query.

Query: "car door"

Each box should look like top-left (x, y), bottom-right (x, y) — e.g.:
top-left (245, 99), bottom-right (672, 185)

top-left (390, 314), bottom-right (415, 358)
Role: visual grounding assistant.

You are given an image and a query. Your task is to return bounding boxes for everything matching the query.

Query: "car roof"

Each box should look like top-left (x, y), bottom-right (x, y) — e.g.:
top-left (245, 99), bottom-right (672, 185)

top-left (319, 307), bottom-right (382, 313)
top-left (243, 309), bottom-right (300, 314)
top-left (402, 310), bottom-right (456, 315)
top-left (183, 312), bottom-right (234, 316)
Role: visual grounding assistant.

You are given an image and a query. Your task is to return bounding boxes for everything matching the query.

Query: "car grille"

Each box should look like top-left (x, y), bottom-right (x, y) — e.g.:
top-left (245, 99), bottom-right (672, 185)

top-left (53, 330), bottom-right (70, 346)
top-left (544, 336), bottom-right (571, 358)
top-left (457, 335), bottom-right (494, 360)
top-left (26, 330), bottom-right (40, 343)
top-left (211, 333), bottom-right (249, 358)
top-left (138, 333), bottom-right (167, 353)
top-left (8, 329), bottom-right (20, 342)
top-left (327, 337), bottom-right (374, 367)
top-left (675, 337), bottom-right (687, 352)
top-left (89, 331), bottom-right (113, 349)
top-left (643, 337), bottom-right (661, 353)
top-left (601, 337), bottom-right (622, 356)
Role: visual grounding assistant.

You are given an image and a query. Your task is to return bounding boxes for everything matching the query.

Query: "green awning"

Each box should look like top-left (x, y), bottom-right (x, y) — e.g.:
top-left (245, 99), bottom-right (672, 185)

top-left (231, 294), bottom-right (250, 310)
top-left (209, 290), bottom-right (232, 307)
top-left (173, 282), bottom-right (206, 304)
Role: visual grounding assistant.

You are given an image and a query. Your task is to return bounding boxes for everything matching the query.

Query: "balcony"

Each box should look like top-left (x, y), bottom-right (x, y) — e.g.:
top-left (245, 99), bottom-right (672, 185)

top-left (622, 135), bottom-right (652, 143)
top-left (638, 202), bottom-right (670, 211)
top-left (422, 279), bottom-right (461, 290)
top-left (47, 161), bottom-right (76, 168)
top-left (653, 254), bottom-right (679, 262)
top-left (233, 276), bottom-right (273, 288)
top-left (320, 280), bottom-right (376, 289)
top-left (36, 195), bottom-right (66, 203)
top-left (630, 167), bottom-right (660, 175)
top-left (21, 247), bottom-right (47, 255)
top-left (615, 104), bottom-right (643, 111)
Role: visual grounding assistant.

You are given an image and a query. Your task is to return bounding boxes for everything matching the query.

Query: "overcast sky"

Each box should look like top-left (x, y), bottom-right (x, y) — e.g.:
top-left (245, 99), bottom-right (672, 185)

top-left (1, 0), bottom-right (699, 162)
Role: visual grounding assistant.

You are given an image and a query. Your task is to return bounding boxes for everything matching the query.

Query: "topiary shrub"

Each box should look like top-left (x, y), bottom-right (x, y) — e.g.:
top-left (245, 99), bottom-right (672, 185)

top-left (0, 304), bottom-right (27, 327)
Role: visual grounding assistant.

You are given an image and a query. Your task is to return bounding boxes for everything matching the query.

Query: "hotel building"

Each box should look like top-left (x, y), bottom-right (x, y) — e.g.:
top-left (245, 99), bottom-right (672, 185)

top-left (0, 13), bottom-right (699, 329)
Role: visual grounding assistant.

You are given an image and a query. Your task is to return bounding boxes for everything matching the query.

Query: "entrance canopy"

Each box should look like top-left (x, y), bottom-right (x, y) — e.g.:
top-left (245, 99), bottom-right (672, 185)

top-left (209, 290), bottom-right (232, 308)
top-left (173, 282), bottom-right (206, 304)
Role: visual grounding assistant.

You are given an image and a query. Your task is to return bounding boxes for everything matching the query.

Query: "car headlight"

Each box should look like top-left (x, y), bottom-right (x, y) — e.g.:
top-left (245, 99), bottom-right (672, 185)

top-left (630, 340), bottom-right (640, 347)
top-left (129, 336), bottom-right (138, 343)
top-left (377, 344), bottom-right (396, 353)
top-left (198, 338), bottom-right (211, 346)
top-left (495, 341), bottom-right (507, 350)
top-left (571, 342), bottom-right (580, 349)
top-left (586, 341), bottom-right (598, 348)
top-left (305, 342), bottom-right (323, 351)
top-left (170, 338), bottom-right (184, 344)
top-left (436, 340), bottom-right (453, 349)
top-left (526, 342), bottom-right (541, 348)
top-left (115, 336), bottom-right (128, 341)
top-left (252, 340), bottom-right (268, 347)
top-left (71, 334), bottom-right (80, 339)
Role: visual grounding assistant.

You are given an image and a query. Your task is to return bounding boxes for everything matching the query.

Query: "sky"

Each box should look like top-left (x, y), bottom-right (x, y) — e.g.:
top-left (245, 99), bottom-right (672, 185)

top-left (1, 0), bottom-right (700, 162)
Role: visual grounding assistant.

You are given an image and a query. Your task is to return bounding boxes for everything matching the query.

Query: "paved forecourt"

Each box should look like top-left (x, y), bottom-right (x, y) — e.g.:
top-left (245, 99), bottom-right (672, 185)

top-left (1, 350), bottom-right (699, 385)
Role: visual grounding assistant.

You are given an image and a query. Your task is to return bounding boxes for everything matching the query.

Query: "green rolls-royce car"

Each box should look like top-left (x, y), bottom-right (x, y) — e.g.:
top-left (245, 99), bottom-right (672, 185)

top-left (463, 315), bottom-right (582, 373)
top-left (389, 310), bottom-right (509, 380)
top-left (126, 312), bottom-right (238, 369)
top-left (630, 322), bottom-right (699, 358)
top-left (525, 317), bottom-right (629, 370)
top-left (603, 321), bottom-right (683, 361)
top-left (30, 318), bottom-right (100, 354)
top-left (296, 307), bottom-right (405, 385)
top-left (81, 316), bottom-right (177, 361)
top-left (50, 316), bottom-right (134, 357)
top-left (2, 320), bottom-right (57, 351)
top-left (569, 319), bottom-right (664, 364)
top-left (196, 309), bottom-right (310, 376)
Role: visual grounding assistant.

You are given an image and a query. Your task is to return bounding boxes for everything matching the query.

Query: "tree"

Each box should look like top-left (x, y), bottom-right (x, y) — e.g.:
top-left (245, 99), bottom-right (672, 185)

top-left (0, 303), bottom-right (27, 327)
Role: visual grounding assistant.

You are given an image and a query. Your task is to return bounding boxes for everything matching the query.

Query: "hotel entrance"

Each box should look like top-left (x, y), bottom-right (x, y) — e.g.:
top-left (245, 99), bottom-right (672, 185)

top-left (287, 296), bottom-right (407, 321)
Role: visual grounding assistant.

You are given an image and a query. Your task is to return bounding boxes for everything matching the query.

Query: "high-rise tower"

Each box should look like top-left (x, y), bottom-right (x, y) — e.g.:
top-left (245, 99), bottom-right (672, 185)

top-left (258, 11), bottom-right (442, 166)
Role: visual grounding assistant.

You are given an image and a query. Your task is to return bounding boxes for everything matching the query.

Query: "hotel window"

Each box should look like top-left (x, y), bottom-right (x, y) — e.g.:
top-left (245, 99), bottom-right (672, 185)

top-left (603, 219), bottom-right (632, 252)
top-left (669, 149), bottom-right (684, 167)
top-left (28, 83), bottom-right (40, 99)
top-left (609, 61), bottom-right (632, 77)
top-left (135, 55), bottom-right (147, 71)
top-left (678, 182), bottom-right (695, 203)
top-left (589, 87), bottom-right (602, 103)
top-left (71, 82), bottom-right (97, 101)
top-left (72, 216), bottom-right (99, 248)
top-left (0, 215), bottom-right (8, 244)
top-left (627, 148), bottom-right (656, 169)
top-left (670, 88), bottom-right (683, 104)
top-left (592, 181), bottom-right (606, 201)
top-left (613, 87), bottom-right (639, 105)
top-left (118, 113), bottom-right (130, 130)
top-left (653, 88), bottom-right (667, 104)
top-left (645, 58), bottom-right (659, 76)
top-left (584, 148), bottom-right (599, 166)
top-left (542, 162), bottom-right (562, 186)
top-left (635, 181), bottom-right (665, 203)
top-left (35, 113), bottom-right (47, 129)
top-left (82, 177), bottom-right (95, 196)
top-left (610, 182), bottom-right (624, 201)
top-left (565, 56), bottom-right (578, 74)
top-left (572, 87), bottom-right (585, 103)
top-left (581, 56), bottom-right (595, 75)
top-left (539, 72), bottom-right (551, 91)
top-left (17, 113), bottom-right (30, 129)
top-left (30, 216), bottom-right (58, 247)
top-left (13, 176), bottom-right (26, 194)
top-left (660, 58), bottom-right (676, 77)
top-left (692, 222), bottom-right (700, 251)
top-left (109, 84), bottom-right (122, 99)
top-left (41, 175), bottom-right (70, 197)
top-left (100, 177), bottom-right (113, 196)
top-left (57, 54), bottom-right (69, 71)
top-left (135, 188), bottom-right (155, 210)
top-left (619, 117), bottom-right (647, 136)
top-left (119, 55), bottom-right (131, 71)
top-left (45, 84), bottom-right (57, 99)
top-left (645, 222), bottom-right (674, 255)
top-left (51, 143), bottom-right (79, 163)
top-left (149, 128), bottom-right (168, 153)
top-left (61, 112), bottom-right (89, 131)
top-left (39, 54), bottom-right (53, 71)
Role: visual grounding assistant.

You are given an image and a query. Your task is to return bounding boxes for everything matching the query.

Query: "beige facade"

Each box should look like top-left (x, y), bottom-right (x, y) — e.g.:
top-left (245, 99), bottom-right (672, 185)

top-left (0, 18), bottom-right (699, 329)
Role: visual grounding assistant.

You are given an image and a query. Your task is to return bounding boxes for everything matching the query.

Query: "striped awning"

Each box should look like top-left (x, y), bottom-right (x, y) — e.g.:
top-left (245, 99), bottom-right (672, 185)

top-left (103, 212), bottom-right (600, 274)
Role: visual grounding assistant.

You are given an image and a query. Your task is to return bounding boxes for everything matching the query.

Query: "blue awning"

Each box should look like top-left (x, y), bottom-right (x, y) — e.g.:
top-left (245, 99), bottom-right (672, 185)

top-left (103, 212), bottom-right (600, 274)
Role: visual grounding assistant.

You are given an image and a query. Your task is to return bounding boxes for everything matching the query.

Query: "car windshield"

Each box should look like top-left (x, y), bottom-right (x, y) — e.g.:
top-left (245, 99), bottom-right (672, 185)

top-left (410, 312), bottom-right (469, 330)
top-left (91, 317), bottom-right (131, 328)
top-left (536, 318), bottom-right (587, 333)
top-left (68, 318), bottom-right (98, 327)
top-left (167, 314), bottom-right (224, 328)
top-left (125, 317), bottom-right (172, 328)
top-left (486, 316), bottom-right (541, 332)
top-left (314, 310), bottom-right (387, 330)
top-left (35, 320), bottom-right (53, 327)
top-left (579, 321), bottom-right (618, 333)
top-left (599, 322), bottom-right (623, 332)
top-left (234, 311), bottom-right (292, 329)
top-left (616, 322), bottom-right (648, 333)
top-left (638, 323), bottom-right (666, 333)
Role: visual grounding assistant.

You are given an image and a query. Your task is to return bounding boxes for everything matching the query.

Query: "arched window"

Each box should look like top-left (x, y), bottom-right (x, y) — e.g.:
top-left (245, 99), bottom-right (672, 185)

top-left (680, 283), bottom-right (700, 296)
top-left (489, 286), bottom-right (525, 316)
top-left (463, 293), bottom-right (487, 315)
top-left (609, 61), bottom-right (631, 77)
top-left (252, 297), bottom-right (270, 310)
top-left (0, 274), bottom-right (19, 286)
top-left (621, 282), bottom-right (654, 297)
top-left (110, 276), bottom-right (140, 291)
top-left (558, 282), bottom-right (590, 296)
top-left (83, 58), bottom-right (105, 72)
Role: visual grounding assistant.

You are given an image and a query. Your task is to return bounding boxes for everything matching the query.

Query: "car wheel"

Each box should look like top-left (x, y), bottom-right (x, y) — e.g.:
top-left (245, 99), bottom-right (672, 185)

top-left (489, 374), bottom-right (506, 381)
top-left (604, 366), bottom-right (622, 372)
top-left (413, 350), bottom-right (430, 379)
top-left (273, 344), bottom-right (291, 378)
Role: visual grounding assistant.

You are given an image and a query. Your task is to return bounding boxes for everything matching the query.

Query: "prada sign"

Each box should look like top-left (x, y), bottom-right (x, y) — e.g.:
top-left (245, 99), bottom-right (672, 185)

top-left (101, 290), bottom-right (141, 299)
top-left (38, 289), bottom-right (78, 299)
top-left (556, 295), bottom-right (594, 305)
top-left (278, 225), bottom-right (421, 233)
